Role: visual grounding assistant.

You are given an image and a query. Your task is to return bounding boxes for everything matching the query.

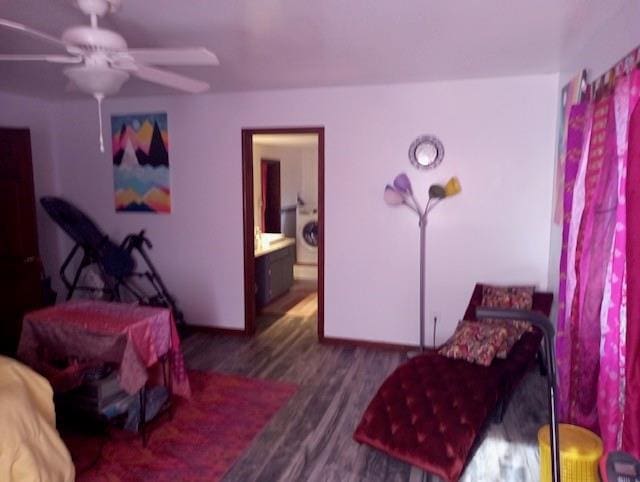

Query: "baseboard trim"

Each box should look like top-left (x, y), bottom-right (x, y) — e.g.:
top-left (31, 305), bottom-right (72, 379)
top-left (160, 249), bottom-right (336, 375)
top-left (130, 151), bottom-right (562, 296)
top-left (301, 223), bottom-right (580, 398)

top-left (188, 325), bottom-right (249, 336)
top-left (321, 336), bottom-right (417, 352)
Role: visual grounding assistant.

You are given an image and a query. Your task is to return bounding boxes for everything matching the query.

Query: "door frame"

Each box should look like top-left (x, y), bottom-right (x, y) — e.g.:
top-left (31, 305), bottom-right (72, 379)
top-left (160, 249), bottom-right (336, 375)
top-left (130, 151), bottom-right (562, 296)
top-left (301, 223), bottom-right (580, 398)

top-left (241, 126), bottom-right (325, 339)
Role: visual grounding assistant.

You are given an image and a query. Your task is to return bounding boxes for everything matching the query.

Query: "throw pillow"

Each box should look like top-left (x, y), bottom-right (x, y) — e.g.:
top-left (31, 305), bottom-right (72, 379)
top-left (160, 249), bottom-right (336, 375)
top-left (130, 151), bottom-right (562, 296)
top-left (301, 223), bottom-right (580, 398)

top-left (483, 319), bottom-right (527, 358)
top-left (481, 285), bottom-right (535, 332)
top-left (438, 320), bottom-right (508, 366)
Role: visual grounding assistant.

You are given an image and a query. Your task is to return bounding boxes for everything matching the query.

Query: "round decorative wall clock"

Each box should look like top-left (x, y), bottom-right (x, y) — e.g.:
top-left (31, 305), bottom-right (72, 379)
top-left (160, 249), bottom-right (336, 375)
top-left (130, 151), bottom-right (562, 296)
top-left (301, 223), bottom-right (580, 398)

top-left (408, 135), bottom-right (444, 170)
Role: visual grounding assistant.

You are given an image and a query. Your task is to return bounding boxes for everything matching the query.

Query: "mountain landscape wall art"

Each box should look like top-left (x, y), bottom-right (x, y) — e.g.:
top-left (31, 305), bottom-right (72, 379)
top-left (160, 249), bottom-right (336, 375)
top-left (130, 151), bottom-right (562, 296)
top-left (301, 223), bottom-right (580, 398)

top-left (111, 112), bottom-right (171, 213)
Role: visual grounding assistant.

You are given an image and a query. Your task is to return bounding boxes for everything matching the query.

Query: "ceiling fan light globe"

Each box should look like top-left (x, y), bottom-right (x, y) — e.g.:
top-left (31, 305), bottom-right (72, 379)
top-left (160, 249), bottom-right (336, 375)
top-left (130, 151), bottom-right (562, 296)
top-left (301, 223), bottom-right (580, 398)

top-left (64, 65), bottom-right (129, 95)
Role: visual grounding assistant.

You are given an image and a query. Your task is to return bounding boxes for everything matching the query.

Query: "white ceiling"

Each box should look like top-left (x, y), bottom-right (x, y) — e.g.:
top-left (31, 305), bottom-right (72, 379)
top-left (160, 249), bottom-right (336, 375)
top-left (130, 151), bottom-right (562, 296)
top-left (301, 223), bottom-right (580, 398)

top-left (0, 0), bottom-right (630, 99)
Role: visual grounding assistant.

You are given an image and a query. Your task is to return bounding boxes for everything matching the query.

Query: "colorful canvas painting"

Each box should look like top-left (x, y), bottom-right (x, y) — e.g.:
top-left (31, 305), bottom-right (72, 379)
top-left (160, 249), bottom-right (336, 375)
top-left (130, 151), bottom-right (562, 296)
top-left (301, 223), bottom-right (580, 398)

top-left (112, 112), bottom-right (171, 213)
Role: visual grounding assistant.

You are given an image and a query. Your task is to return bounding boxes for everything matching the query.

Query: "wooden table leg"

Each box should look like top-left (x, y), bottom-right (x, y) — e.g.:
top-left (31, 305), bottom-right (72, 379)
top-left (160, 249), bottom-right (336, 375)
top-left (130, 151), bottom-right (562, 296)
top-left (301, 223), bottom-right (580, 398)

top-left (139, 385), bottom-right (147, 446)
top-left (161, 354), bottom-right (174, 421)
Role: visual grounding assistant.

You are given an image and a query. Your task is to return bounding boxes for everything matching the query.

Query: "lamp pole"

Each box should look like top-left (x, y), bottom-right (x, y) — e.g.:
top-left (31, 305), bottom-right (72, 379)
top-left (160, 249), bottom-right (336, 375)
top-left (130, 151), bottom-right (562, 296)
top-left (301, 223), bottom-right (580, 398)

top-left (384, 175), bottom-right (460, 357)
top-left (418, 212), bottom-right (427, 352)
top-left (403, 195), bottom-right (435, 356)
top-left (415, 197), bottom-right (437, 353)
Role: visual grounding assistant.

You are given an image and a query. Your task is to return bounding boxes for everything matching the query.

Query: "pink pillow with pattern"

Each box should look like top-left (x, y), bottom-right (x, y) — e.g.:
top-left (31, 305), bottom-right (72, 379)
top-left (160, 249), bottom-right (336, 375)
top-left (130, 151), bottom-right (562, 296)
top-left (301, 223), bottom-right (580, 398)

top-left (438, 320), bottom-right (508, 366)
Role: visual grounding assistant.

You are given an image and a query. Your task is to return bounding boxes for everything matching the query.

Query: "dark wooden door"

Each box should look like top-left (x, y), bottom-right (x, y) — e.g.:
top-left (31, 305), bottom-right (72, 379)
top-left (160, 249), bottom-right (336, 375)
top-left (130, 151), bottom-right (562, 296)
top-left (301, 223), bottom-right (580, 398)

top-left (0, 128), bottom-right (42, 355)
top-left (261, 159), bottom-right (281, 233)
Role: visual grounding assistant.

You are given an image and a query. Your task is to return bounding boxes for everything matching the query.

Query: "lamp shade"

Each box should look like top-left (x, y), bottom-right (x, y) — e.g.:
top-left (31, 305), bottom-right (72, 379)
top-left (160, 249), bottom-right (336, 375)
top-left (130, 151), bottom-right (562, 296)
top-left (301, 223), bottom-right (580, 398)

top-left (393, 173), bottom-right (413, 195)
top-left (384, 185), bottom-right (404, 206)
top-left (444, 177), bottom-right (462, 197)
top-left (428, 184), bottom-right (446, 199)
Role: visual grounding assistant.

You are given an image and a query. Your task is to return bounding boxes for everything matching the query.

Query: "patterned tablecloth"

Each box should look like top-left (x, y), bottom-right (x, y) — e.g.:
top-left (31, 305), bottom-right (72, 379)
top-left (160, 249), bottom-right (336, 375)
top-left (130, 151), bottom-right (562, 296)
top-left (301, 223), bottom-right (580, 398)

top-left (18, 300), bottom-right (190, 398)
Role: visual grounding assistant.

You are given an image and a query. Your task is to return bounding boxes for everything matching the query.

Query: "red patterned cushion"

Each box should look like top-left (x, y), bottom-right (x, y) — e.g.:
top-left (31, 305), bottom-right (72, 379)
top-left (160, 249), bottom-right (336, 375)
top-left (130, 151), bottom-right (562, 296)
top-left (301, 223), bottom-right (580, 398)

top-left (438, 320), bottom-right (508, 366)
top-left (483, 319), bottom-right (527, 358)
top-left (482, 285), bottom-right (535, 332)
top-left (482, 284), bottom-right (534, 309)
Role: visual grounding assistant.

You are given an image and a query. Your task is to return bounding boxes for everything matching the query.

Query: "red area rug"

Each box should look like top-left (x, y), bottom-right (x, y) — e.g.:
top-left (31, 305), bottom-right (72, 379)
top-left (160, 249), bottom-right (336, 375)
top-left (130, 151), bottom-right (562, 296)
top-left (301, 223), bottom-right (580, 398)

top-left (67, 371), bottom-right (296, 481)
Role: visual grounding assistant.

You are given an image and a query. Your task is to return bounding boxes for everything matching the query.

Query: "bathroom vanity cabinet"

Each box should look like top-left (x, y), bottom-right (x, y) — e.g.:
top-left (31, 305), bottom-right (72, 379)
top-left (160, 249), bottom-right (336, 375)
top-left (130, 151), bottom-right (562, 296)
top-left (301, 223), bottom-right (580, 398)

top-left (255, 241), bottom-right (295, 309)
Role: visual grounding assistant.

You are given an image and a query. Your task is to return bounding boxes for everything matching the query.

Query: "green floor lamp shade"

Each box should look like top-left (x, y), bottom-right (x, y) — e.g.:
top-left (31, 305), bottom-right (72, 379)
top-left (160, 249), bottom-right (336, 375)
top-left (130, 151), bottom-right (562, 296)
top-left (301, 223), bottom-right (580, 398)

top-left (383, 173), bottom-right (461, 352)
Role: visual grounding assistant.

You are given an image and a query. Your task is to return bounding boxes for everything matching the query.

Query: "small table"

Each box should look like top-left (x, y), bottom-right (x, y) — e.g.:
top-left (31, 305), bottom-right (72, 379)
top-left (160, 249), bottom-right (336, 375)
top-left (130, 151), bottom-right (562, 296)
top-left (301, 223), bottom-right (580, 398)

top-left (18, 300), bottom-right (191, 440)
top-left (538, 423), bottom-right (603, 482)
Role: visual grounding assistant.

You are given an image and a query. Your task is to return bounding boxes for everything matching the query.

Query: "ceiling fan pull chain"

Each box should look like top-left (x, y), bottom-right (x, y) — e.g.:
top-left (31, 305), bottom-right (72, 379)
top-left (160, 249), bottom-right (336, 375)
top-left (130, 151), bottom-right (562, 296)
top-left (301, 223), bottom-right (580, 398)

top-left (94, 93), bottom-right (105, 153)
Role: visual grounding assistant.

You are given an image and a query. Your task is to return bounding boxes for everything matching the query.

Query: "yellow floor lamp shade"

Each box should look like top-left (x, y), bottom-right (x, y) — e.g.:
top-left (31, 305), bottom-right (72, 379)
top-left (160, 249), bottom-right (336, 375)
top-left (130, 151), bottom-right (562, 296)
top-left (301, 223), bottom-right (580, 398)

top-left (538, 423), bottom-right (603, 482)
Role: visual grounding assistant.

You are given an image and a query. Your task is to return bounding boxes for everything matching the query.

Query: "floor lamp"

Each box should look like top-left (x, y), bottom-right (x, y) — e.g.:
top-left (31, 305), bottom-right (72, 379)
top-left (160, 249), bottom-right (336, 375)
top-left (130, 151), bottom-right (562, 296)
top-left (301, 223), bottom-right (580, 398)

top-left (383, 171), bottom-right (461, 353)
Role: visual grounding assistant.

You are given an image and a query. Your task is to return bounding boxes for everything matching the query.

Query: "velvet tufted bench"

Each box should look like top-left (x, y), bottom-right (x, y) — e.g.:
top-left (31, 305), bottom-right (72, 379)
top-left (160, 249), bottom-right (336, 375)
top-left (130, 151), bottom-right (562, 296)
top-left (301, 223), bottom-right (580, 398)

top-left (353, 284), bottom-right (553, 482)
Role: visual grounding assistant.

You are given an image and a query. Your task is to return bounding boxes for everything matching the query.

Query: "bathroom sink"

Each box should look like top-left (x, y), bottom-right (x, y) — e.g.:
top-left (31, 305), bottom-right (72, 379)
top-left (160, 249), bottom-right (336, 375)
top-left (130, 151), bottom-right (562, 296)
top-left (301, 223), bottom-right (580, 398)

top-left (269, 238), bottom-right (290, 247)
top-left (261, 233), bottom-right (285, 246)
top-left (255, 233), bottom-right (294, 258)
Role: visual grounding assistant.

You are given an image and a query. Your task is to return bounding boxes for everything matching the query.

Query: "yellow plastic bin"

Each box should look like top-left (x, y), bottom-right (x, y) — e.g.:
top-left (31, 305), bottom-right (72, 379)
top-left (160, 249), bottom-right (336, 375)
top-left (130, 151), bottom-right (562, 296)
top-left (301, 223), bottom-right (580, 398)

top-left (538, 423), bottom-right (603, 482)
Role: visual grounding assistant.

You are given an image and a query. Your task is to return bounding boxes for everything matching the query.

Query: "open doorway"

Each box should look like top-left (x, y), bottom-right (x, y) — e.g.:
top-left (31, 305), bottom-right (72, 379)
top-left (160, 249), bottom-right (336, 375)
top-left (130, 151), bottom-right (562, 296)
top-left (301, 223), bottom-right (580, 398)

top-left (241, 127), bottom-right (324, 339)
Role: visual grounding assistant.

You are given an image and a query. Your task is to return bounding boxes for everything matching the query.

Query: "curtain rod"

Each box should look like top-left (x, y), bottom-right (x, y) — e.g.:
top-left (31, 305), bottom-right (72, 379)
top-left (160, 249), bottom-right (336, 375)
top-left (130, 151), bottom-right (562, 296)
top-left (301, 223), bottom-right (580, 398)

top-left (588, 45), bottom-right (640, 97)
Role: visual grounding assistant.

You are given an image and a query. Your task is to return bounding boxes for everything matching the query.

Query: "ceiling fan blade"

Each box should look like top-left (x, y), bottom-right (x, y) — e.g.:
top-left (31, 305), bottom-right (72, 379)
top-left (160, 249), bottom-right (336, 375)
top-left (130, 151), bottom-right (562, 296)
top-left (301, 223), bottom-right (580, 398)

top-left (123, 47), bottom-right (219, 66)
top-left (0, 54), bottom-right (82, 63)
top-left (0, 18), bottom-right (81, 54)
top-left (121, 64), bottom-right (210, 93)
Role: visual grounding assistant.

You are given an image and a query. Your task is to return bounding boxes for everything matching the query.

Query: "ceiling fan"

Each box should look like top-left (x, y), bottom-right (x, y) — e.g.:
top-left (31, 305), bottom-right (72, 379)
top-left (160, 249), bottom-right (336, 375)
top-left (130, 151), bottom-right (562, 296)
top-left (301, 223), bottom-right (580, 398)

top-left (0, 0), bottom-right (219, 151)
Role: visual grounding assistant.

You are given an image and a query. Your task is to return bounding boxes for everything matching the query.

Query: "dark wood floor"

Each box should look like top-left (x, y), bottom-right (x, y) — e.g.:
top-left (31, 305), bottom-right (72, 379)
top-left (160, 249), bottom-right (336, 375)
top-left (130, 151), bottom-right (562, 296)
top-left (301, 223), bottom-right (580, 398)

top-left (182, 311), bottom-right (547, 482)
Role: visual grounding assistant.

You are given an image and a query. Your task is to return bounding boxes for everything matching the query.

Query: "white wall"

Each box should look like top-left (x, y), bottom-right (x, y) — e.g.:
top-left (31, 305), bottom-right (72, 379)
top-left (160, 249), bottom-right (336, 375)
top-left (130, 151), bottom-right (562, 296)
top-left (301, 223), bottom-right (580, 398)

top-left (0, 91), bottom-right (62, 294)
top-left (546, 1), bottom-right (640, 317)
top-left (45, 74), bottom-right (558, 344)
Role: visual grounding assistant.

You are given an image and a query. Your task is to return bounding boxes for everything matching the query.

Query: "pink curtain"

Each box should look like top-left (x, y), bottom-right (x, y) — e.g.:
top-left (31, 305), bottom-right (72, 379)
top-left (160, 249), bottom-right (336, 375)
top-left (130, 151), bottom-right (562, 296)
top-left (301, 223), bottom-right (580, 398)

top-left (624, 69), bottom-right (640, 457)
top-left (556, 102), bottom-right (590, 421)
top-left (598, 74), bottom-right (629, 450)
top-left (557, 68), bottom-right (640, 454)
top-left (565, 94), bottom-right (612, 430)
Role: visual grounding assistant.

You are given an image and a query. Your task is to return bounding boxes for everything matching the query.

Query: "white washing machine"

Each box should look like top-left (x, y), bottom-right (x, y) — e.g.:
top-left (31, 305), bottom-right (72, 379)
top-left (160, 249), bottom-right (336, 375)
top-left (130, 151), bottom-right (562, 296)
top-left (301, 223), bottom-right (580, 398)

top-left (296, 207), bottom-right (318, 264)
